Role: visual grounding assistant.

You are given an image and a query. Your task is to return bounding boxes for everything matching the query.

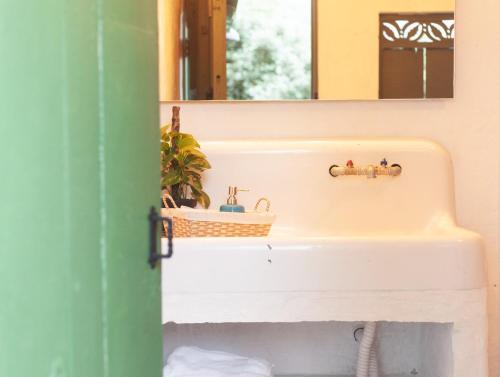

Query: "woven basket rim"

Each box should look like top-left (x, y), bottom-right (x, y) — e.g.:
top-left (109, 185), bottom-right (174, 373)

top-left (164, 217), bottom-right (272, 237)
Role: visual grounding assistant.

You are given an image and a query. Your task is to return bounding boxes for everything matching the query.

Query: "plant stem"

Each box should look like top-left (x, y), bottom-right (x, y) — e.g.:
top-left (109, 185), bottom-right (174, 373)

top-left (172, 106), bottom-right (180, 133)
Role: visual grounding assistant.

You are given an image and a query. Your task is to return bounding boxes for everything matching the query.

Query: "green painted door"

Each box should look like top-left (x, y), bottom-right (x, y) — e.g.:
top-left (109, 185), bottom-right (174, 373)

top-left (0, 1), bottom-right (162, 377)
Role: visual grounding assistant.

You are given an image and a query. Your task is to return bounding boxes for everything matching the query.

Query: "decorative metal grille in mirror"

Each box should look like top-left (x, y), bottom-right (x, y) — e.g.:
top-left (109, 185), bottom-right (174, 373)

top-left (381, 14), bottom-right (454, 48)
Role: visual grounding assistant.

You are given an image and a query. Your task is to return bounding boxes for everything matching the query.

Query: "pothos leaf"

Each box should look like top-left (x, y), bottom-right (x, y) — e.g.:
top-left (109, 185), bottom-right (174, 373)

top-left (177, 133), bottom-right (200, 150)
top-left (161, 168), bottom-right (182, 186)
top-left (190, 179), bottom-right (203, 190)
top-left (187, 148), bottom-right (207, 159)
top-left (160, 124), bottom-right (172, 138)
top-left (162, 151), bottom-right (175, 166)
top-left (191, 186), bottom-right (211, 209)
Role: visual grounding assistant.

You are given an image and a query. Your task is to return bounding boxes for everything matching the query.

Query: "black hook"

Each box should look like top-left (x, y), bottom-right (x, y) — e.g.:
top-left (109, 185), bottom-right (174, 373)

top-left (148, 206), bottom-right (173, 269)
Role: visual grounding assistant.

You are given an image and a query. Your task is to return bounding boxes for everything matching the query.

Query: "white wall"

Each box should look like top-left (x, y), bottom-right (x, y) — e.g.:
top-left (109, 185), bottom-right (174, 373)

top-left (160, 0), bottom-right (500, 375)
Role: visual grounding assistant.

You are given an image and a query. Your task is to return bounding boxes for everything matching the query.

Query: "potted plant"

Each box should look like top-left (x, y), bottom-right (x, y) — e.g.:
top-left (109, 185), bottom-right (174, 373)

top-left (160, 124), bottom-right (211, 208)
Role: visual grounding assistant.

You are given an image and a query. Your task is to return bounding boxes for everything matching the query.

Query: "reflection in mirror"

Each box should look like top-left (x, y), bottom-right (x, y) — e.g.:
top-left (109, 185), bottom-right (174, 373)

top-left (158, 0), bottom-right (455, 101)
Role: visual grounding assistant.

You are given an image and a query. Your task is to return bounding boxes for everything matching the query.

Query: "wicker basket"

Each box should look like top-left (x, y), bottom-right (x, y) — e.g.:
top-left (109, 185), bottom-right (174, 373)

top-left (162, 195), bottom-right (275, 238)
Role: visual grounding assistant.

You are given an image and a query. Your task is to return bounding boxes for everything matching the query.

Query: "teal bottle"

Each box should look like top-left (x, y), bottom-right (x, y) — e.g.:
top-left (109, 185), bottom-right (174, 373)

top-left (220, 204), bottom-right (245, 213)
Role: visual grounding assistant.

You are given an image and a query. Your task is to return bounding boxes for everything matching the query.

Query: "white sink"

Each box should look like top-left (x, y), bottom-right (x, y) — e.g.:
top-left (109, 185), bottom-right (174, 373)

top-left (162, 139), bottom-right (486, 324)
top-left (162, 229), bottom-right (483, 294)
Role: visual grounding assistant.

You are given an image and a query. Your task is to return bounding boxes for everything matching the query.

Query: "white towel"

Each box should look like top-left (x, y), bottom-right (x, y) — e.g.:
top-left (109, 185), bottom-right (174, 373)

top-left (164, 346), bottom-right (274, 377)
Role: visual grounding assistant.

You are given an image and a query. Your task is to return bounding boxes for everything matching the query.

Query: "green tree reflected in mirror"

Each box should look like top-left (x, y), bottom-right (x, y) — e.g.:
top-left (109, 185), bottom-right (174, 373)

top-left (226, 0), bottom-right (311, 100)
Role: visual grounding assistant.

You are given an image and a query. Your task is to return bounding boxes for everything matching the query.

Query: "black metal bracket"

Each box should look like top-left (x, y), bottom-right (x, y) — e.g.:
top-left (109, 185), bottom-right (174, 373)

top-left (148, 206), bottom-right (173, 269)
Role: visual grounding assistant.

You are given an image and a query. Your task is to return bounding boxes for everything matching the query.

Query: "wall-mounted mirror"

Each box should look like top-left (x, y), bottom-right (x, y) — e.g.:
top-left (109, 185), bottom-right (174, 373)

top-left (158, 0), bottom-right (455, 101)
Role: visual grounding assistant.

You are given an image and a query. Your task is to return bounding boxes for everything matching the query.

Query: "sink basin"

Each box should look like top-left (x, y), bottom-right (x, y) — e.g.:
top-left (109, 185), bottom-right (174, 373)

top-left (161, 139), bottom-right (486, 323)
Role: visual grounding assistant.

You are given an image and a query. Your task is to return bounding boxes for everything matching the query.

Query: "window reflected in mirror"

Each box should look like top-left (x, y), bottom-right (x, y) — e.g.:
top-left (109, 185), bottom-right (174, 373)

top-left (158, 0), bottom-right (455, 101)
top-left (380, 13), bottom-right (454, 99)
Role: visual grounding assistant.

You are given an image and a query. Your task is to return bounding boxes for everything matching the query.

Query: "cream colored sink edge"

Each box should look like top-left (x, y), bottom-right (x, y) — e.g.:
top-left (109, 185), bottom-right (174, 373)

top-left (161, 224), bottom-right (485, 293)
